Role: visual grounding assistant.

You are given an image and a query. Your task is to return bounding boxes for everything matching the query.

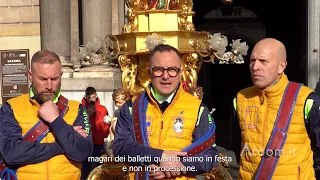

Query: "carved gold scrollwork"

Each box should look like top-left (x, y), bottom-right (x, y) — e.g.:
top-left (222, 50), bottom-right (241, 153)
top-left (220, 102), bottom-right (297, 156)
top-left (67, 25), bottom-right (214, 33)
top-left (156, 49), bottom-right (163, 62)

top-left (177, 0), bottom-right (193, 11)
top-left (137, 55), bottom-right (151, 89)
top-left (190, 34), bottom-right (247, 64)
top-left (118, 55), bottom-right (145, 96)
top-left (105, 35), bottom-right (121, 59)
top-left (181, 53), bottom-right (201, 89)
top-left (178, 0), bottom-right (195, 31)
top-left (190, 37), bottom-right (229, 63)
top-left (189, 37), bottom-right (211, 59)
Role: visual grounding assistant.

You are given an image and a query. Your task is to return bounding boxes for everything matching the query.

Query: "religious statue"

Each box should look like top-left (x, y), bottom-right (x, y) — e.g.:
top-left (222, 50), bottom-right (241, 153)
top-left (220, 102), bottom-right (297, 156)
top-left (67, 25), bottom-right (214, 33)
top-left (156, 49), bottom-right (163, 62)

top-left (148, 0), bottom-right (163, 9)
top-left (148, 0), bottom-right (179, 10)
top-left (125, 0), bottom-right (179, 10)
top-left (122, 8), bottom-right (138, 33)
top-left (169, 0), bottom-right (179, 9)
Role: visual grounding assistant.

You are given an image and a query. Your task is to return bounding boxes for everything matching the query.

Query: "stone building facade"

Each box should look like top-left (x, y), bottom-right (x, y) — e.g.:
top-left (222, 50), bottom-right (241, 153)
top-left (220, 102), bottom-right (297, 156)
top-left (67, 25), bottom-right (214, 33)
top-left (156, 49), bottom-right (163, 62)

top-left (0, 0), bottom-right (125, 116)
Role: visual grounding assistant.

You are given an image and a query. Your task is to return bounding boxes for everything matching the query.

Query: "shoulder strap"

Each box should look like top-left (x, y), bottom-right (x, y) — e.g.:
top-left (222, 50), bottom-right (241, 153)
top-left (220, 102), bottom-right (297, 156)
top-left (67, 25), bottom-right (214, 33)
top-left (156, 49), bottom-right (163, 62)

top-left (0, 95), bottom-right (69, 180)
top-left (132, 92), bottom-right (153, 180)
top-left (132, 92), bottom-right (148, 145)
top-left (255, 82), bottom-right (302, 180)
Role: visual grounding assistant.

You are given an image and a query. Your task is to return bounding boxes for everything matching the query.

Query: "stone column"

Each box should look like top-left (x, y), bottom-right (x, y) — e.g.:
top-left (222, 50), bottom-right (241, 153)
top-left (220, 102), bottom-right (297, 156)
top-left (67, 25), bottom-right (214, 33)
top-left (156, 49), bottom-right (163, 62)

top-left (71, 0), bottom-right (81, 71)
top-left (112, 0), bottom-right (119, 35)
top-left (40, 0), bottom-right (73, 72)
top-left (81, 0), bottom-right (112, 69)
top-left (307, 0), bottom-right (320, 89)
top-left (118, 0), bottom-right (126, 33)
top-left (111, 0), bottom-right (126, 34)
top-left (82, 0), bottom-right (112, 45)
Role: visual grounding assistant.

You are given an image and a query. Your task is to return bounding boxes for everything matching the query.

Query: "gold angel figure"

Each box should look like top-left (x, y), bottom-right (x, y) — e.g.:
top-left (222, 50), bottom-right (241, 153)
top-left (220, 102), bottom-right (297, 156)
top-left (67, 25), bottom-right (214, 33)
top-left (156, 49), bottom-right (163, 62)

top-left (122, 8), bottom-right (138, 33)
top-left (137, 56), bottom-right (151, 89)
top-left (177, 0), bottom-right (193, 11)
top-left (178, 0), bottom-right (195, 31)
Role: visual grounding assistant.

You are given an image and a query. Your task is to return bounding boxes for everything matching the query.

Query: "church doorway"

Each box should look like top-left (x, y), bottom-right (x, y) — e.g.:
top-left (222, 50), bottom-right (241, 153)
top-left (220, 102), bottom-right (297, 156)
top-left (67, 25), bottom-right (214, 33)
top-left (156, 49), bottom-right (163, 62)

top-left (193, 0), bottom-right (307, 149)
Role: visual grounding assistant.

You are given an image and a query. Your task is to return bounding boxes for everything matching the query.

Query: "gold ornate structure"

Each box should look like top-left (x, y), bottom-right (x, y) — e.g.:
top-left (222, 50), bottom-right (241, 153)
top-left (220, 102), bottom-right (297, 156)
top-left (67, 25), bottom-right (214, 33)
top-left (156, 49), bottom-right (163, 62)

top-left (99, 0), bottom-right (248, 96)
top-left (85, 1), bottom-right (246, 179)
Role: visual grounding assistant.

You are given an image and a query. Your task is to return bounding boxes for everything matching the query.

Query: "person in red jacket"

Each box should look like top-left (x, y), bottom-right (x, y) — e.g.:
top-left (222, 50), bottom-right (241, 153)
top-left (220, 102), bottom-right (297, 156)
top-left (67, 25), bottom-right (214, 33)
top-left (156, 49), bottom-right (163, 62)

top-left (81, 87), bottom-right (110, 180)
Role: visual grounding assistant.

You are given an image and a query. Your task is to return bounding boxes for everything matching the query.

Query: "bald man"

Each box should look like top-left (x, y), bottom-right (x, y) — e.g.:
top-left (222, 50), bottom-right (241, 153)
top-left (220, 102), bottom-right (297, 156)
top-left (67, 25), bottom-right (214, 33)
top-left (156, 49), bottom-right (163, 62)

top-left (231, 38), bottom-right (320, 179)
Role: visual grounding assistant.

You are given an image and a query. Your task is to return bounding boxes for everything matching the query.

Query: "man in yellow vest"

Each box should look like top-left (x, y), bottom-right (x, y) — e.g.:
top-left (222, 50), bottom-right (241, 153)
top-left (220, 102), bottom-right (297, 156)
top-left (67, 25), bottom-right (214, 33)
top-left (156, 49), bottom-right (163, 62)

top-left (232, 38), bottom-right (319, 179)
top-left (113, 44), bottom-right (219, 179)
top-left (0, 50), bottom-right (93, 180)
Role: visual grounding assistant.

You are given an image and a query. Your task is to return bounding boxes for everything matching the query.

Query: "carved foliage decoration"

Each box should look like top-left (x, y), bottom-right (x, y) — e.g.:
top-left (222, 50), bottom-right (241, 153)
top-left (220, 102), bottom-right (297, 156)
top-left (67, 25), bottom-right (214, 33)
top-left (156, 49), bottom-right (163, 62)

top-left (181, 53), bottom-right (201, 89)
top-left (118, 55), bottom-right (145, 95)
top-left (178, 0), bottom-right (195, 31)
top-left (122, 8), bottom-right (138, 33)
top-left (136, 55), bottom-right (151, 89)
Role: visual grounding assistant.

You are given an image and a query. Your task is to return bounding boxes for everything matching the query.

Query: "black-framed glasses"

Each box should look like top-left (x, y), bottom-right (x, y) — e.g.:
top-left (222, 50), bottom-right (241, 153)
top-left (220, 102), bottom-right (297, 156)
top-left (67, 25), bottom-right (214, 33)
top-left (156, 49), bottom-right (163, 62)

top-left (151, 67), bottom-right (181, 77)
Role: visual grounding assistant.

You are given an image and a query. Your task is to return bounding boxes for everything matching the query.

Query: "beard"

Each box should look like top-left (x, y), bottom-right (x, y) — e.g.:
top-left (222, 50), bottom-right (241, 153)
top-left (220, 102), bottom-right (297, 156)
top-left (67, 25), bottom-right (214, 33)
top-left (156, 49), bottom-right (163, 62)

top-left (33, 88), bottom-right (58, 103)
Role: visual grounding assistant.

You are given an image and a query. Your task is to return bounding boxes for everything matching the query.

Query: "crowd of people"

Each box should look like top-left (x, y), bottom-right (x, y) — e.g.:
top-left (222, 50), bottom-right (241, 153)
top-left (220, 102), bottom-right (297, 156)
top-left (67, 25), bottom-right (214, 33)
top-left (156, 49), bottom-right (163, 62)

top-left (0, 39), bottom-right (320, 180)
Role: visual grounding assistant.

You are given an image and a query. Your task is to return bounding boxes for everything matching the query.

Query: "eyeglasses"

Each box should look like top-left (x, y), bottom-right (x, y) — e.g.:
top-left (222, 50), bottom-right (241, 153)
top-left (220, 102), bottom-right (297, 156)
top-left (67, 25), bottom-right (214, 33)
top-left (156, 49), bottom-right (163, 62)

top-left (151, 67), bottom-right (181, 78)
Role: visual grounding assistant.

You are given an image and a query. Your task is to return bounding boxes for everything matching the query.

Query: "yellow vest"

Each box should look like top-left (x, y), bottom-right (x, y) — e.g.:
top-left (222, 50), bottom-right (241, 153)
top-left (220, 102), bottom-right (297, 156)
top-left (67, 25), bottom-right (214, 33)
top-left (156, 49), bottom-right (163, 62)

top-left (7, 94), bottom-right (81, 180)
top-left (130, 86), bottom-right (201, 180)
top-left (236, 74), bottom-right (315, 180)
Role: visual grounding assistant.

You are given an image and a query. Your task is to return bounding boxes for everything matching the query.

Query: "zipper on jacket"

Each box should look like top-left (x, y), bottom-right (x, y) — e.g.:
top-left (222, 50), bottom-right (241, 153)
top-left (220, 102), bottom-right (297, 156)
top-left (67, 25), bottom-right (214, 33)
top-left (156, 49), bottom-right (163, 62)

top-left (158, 117), bottom-right (163, 148)
top-left (262, 94), bottom-right (268, 148)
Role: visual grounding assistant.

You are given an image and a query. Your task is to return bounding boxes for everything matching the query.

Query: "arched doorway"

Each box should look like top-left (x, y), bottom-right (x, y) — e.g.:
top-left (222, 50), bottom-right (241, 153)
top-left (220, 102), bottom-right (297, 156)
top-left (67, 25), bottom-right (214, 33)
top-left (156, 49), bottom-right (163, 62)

top-left (193, 0), bottom-right (307, 149)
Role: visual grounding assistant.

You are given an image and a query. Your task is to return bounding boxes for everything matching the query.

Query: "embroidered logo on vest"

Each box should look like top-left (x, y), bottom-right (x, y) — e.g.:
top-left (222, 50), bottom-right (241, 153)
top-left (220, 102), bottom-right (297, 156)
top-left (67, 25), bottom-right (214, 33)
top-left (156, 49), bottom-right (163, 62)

top-left (244, 106), bottom-right (259, 129)
top-left (173, 111), bottom-right (184, 133)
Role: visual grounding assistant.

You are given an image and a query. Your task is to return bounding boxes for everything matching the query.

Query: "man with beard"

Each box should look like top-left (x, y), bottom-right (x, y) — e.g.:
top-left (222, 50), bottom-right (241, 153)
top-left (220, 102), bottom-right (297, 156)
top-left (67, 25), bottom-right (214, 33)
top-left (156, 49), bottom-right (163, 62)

top-left (0, 50), bottom-right (93, 180)
top-left (80, 87), bottom-right (110, 180)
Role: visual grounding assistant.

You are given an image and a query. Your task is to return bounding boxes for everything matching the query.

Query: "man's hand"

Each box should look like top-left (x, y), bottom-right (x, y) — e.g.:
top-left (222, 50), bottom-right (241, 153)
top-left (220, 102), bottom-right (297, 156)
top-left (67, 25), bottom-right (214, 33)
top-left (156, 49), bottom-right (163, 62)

top-left (38, 101), bottom-right (59, 123)
top-left (74, 126), bottom-right (88, 138)
top-left (87, 105), bottom-right (95, 116)
top-left (148, 164), bottom-right (166, 179)
top-left (159, 150), bottom-right (187, 178)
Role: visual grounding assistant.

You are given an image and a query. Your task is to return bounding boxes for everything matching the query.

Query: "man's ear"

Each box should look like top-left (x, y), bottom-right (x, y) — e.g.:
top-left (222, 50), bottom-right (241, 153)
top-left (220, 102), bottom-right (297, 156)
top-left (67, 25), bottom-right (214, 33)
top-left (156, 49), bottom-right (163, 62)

top-left (278, 60), bottom-right (287, 74)
top-left (28, 69), bottom-right (32, 82)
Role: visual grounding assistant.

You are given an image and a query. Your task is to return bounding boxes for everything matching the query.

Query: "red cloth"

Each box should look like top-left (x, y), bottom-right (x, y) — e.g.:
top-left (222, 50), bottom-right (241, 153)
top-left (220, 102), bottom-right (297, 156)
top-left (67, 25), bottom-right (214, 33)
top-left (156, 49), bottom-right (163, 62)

top-left (182, 80), bottom-right (190, 91)
top-left (82, 97), bottom-right (110, 145)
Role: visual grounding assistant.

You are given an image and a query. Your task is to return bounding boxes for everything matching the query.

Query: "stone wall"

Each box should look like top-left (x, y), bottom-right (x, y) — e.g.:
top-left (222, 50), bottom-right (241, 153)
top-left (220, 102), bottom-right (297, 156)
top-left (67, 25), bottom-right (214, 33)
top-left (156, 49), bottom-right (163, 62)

top-left (0, 0), bottom-right (124, 108)
top-left (0, 0), bottom-right (40, 36)
top-left (0, 0), bottom-right (41, 104)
